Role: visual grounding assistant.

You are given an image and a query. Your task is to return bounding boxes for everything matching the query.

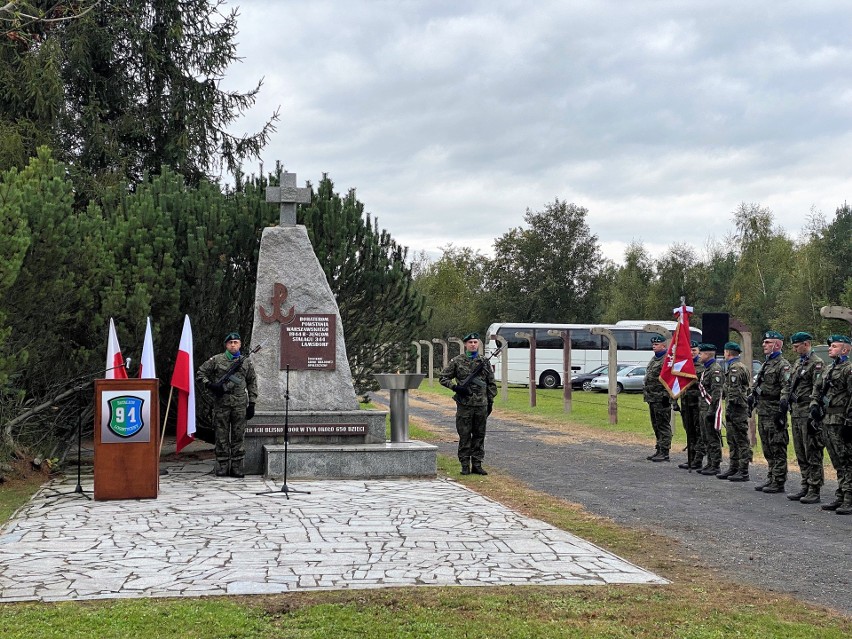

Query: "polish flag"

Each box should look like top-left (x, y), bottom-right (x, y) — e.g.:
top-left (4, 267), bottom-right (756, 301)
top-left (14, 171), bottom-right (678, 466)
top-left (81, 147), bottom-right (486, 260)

top-left (659, 304), bottom-right (697, 399)
top-left (138, 317), bottom-right (156, 379)
top-left (106, 318), bottom-right (128, 379)
top-left (171, 315), bottom-right (196, 453)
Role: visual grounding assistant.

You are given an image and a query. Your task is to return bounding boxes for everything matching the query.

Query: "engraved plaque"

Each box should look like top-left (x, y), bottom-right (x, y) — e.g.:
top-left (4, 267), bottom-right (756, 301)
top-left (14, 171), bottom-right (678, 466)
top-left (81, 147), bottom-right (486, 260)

top-left (280, 313), bottom-right (336, 370)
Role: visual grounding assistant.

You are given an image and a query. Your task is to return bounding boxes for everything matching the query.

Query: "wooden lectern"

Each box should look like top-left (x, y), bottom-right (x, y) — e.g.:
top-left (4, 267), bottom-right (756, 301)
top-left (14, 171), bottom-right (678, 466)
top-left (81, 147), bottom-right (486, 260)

top-left (94, 378), bottom-right (159, 500)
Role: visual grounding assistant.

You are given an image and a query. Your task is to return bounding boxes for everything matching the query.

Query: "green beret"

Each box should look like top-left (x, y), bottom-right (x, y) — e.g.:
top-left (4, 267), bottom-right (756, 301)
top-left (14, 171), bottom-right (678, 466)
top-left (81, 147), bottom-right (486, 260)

top-left (827, 334), bottom-right (851, 345)
top-left (690, 340), bottom-right (699, 348)
top-left (790, 331), bottom-right (812, 344)
top-left (462, 332), bottom-right (480, 342)
top-left (650, 334), bottom-right (666, 343)
top-left (763, 330), bottom-right (783, 340)
top-left (698, 343), bottom-right (717, 352)
top-left (724, 341), bottom-right (742, 353)
top-left (224, 331), bottom-right (241, 343)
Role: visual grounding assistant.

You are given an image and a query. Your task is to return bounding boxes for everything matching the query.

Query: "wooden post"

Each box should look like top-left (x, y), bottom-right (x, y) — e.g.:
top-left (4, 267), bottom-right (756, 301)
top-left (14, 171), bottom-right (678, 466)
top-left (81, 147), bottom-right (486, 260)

top-left (591, 327), bottom-right (618, 424)
top-left (515, 331), bottom-right (536, 407)
top-left (549, 329), bottom-right (572, 413)
top-left (419, 340), bottom-right (434, 385)
top-left (490, 334), bottom-right (509, 403)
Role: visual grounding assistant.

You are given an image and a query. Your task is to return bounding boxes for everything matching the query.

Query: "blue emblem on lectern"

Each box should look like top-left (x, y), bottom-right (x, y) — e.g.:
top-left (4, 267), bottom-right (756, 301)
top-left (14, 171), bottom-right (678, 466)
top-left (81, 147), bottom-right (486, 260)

top-left (107, 396), bottom-right (145, 438)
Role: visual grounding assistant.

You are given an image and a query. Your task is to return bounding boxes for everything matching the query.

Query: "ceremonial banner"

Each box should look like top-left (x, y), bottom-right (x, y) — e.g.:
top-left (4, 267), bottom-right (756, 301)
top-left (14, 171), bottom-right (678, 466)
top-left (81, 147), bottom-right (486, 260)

top-left (660, 304), bottom-right (697, 399)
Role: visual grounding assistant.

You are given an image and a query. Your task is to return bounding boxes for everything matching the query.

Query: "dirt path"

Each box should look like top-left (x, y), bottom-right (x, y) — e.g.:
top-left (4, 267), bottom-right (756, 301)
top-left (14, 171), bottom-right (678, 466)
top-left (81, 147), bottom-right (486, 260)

top-left (375, 391), bottom-right (852, 615)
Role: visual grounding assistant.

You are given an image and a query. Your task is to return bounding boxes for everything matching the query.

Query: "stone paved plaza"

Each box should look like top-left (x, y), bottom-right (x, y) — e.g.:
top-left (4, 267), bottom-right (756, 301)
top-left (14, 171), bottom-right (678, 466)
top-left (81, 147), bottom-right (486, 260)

top-left (0, 461), bottom-right (666, 602)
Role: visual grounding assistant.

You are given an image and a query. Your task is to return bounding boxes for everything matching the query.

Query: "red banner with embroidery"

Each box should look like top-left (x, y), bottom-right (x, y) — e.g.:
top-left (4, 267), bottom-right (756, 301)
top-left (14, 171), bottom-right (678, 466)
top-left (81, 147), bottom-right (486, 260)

top-left (659, 304), bottom-right (697, 399)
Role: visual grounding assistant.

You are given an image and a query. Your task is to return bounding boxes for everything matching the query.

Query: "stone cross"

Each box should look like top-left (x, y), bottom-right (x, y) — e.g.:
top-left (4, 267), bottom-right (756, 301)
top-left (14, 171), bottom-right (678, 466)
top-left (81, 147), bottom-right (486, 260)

top-left (266, 170), bottom-right (311, 226)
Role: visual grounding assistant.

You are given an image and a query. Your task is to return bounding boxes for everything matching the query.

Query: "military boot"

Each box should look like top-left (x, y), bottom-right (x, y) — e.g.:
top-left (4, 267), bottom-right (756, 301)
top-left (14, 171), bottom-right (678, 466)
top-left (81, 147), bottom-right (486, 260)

top-left (646, 447), bottom-right (660, 461)
top-left (229, 459), bottom-right (244, 478)
top-left (754, 479), bottom-right (772, 491)
top-left (460, 461), bottom-right (471, 475)
top-left (821, 494), bottom-right (843, 511)
top-left (835, 493), bottom-right (852, 515)
top-left (471, 463), bottom-right (488, 475)
top-left (786, 485), bottom-right (808, 501)
top-left (716, 465), bottom-right (737, 479)
top-left (798, 486), bottom-right (821, 504)
top-left (214, 461), bottom-right (229, 477)
top-left (699, 465), bottom-right (720, 476)
top-left (689, 455), bottom-right (704, 470)
top-left (650, 449), bottom-right (670, 462)
top-left (728, 464), bottom-right (750, 482)
top-left (762, 482), bottom-right (785, 494)
top-left (677, 451), bottom-right (693, 469)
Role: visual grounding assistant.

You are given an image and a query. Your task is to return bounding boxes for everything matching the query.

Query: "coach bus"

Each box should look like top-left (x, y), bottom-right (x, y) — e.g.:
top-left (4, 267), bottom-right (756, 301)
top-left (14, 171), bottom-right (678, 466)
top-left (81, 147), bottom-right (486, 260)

top-left (484, 320), bottom-right (702, 389)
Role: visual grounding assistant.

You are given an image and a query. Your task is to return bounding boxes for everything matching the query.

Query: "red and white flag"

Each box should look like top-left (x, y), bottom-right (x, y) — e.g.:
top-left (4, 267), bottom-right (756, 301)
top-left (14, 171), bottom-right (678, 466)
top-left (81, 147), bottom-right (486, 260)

top-left (105, 318), bottom-right (129, 379)
top-left (171, 315), bottom-right (196, 453)
top-left (659, 304), bottom-right (697, 399)
top-left (138, 317), bottom-right (156, 379)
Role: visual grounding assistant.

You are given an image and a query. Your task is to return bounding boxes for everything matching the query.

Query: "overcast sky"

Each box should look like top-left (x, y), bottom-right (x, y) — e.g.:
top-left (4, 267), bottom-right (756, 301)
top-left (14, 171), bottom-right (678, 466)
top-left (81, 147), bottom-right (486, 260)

top-left (222, 1), bottom-right (852, 263)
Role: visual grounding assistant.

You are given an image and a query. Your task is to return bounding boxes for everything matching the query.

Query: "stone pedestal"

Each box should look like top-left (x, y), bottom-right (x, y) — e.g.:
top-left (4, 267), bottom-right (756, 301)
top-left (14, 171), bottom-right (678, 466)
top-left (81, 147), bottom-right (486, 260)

top-left (247, 223), bottom-right (436, 478)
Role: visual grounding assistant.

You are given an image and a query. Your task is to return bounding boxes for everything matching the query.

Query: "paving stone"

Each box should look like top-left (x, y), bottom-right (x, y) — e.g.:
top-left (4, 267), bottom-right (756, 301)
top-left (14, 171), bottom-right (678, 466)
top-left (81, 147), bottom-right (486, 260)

top-left (0, 460), bottom-right (666, 602)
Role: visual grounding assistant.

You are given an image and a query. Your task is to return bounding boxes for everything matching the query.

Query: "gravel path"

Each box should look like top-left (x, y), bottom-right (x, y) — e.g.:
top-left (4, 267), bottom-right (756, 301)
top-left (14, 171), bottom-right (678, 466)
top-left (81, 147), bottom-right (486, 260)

top-left (375, 391), bottom-right (852, 616)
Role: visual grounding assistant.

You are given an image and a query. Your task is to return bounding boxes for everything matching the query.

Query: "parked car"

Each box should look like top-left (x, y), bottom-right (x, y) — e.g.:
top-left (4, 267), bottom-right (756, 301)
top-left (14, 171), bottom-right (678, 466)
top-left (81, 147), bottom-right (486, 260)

top-left (590, 364), bottom-right (647, 393)
top-left (571, 364), bottom-right (629, 392)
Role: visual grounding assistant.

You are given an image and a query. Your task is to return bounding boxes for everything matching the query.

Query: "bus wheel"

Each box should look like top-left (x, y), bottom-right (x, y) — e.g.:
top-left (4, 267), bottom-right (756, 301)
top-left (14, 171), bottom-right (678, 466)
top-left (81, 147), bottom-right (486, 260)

top-left (539, 371), bottom-right (561, 389)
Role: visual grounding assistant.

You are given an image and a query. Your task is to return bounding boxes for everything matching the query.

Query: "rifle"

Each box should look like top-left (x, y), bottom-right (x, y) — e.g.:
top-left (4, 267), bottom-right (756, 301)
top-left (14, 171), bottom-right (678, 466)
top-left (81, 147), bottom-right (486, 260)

top-left (807, 360), bottom-right (836, 439)
top-left (747, 360), bottom-right (767, 418)
top-left (208, 343), bottom-right (263, 395)
top-left (452, 345), bottom-right (504, 403)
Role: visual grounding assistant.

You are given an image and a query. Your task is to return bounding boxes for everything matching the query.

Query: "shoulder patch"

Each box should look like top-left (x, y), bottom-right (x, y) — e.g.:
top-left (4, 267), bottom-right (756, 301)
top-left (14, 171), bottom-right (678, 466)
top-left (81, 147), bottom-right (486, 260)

top-left (713, 375), bottom-right (721, 383)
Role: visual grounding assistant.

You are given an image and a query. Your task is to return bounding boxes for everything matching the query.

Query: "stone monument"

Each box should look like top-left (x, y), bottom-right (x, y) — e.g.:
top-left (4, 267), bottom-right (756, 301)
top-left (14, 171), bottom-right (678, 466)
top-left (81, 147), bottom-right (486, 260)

top-left (243, 168), bottom-right (436, 479)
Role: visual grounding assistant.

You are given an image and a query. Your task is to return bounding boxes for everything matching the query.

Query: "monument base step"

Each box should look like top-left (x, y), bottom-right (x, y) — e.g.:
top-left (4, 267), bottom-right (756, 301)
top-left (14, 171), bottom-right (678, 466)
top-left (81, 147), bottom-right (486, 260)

top-left (263, 441), bottom-right (437, 479)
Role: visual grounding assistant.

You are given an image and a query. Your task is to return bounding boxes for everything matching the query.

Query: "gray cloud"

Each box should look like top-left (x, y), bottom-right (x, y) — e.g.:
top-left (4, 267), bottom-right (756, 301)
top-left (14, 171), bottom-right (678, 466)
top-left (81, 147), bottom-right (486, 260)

top-left (225, 1), bottom-right (852, 261)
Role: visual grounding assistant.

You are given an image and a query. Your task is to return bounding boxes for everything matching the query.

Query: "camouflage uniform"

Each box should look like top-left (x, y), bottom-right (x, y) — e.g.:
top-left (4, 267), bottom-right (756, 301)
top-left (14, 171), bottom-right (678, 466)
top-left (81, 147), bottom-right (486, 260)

top-left (196, 351), bottom-right (258, 474)
top-left (753, 353), bottom-right (792, 489)
top-left (722, 358), bottom-right (752, 477)
top-left (780, 350), bottom-right (824, 498)
top-left (810, 356), bottom-right (852, 512)
top-left (697, 359), bottom-right (724, 473)
top-left (680, 356), bottom-right (704, 469)
top-left (440, 351), bottom-right (497, 470)
top-left (644, 353), bottom-right (671, 457)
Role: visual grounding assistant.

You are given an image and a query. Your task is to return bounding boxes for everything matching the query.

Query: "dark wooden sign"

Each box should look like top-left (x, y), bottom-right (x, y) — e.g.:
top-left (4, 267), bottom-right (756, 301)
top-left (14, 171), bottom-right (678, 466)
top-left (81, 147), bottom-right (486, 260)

top-left (280, 313), bottom-right (336, 371)
top-left (245, 423), bottom-right (367, 437)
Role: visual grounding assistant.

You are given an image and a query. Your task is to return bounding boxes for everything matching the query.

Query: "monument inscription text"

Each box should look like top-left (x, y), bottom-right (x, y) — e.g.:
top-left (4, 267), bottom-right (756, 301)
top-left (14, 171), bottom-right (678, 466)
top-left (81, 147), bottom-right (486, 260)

top-left (281, 313), bottom-right (337, 371)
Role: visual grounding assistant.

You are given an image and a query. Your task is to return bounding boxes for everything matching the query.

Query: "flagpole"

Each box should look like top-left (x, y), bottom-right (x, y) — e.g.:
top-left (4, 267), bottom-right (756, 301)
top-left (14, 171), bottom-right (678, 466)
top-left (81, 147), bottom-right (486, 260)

top-left (159, 386), bottom-right (175, 460)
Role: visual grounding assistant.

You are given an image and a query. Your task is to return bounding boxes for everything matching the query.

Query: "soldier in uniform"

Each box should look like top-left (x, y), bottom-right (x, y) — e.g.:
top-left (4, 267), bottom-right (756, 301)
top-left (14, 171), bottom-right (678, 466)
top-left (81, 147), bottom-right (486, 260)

top-left (696, 343), bottom-right (724, 475)
top-left (678, 341), bottom-right (704, 470)
top-left (718, 341), bottom-right (752, 482)
top-left (809, 334), bottom-right (852, 515)
top-left (752, 330), bottom-right (792, 494)
top-left (644, 334), bottom-right (672, 462)
top-left (196, 331), bottom-right (258, 478)
top-left (780, 332), bottom-right (824, 503)
top-left (439, 332), bottom-right (497, 476)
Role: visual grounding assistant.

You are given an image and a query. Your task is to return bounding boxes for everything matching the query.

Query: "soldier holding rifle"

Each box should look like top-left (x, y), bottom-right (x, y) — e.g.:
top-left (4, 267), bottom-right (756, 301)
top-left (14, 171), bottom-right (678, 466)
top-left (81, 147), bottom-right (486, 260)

top-left (809, 334), bottom-right (852, 514)
top-left (196, 331), bottom-right (258, 478)
top-left (440, 332), bottom-right (497, 476)
top-left (780, 332), bottom-right (824, 503)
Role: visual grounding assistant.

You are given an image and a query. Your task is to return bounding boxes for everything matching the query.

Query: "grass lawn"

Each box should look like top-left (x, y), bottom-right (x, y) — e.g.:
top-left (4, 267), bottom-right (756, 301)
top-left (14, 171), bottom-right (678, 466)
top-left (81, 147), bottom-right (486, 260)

top-left (0, 403), bottom-right (848, 637)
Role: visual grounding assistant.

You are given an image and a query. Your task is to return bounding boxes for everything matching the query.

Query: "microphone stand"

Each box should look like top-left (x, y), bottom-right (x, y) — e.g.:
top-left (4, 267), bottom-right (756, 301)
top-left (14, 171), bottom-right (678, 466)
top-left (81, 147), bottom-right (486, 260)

top-left (41, 361), bottom-right (131, 502)
top-left (256, 365), bottom-right (310, 499)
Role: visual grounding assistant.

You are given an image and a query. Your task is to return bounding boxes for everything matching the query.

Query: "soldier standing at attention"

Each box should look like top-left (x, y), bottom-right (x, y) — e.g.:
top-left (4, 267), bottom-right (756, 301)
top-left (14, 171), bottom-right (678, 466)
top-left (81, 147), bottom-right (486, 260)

top-left (780, 332), bottom-right (824, 503)
top-left (752, 330), bottom-right (792, 494)
top-left (644, 334), bottom-right (672, 462)
top-left (196, 332), bottom-right (258, 478)
top-left (440, 332), bottom-right (497, 476)
top-left (696, 343), bottom-right (724, 476)
top-left (809, 335), bottom-right (852, 515)
top-left (718, 342), bottom-right (753, 482)
top-left (678, 341), bottom-right (705, 470)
